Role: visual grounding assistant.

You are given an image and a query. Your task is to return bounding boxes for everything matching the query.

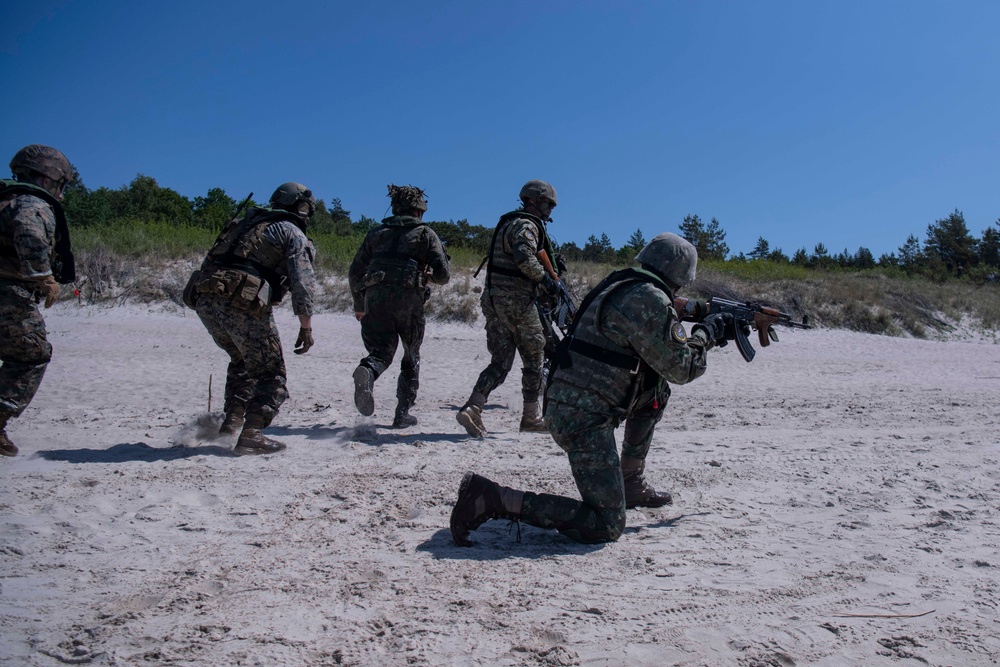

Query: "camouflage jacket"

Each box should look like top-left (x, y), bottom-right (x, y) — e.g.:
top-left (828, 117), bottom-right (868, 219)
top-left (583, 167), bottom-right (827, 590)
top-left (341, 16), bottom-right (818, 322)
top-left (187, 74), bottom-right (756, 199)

top-left (202, 207), bottom-right (317, 317)
top-left (546, 268), bottom-right (710, 418)
top-left (0, 191), bottom-right (56, 283)
top-left (484, 210), bottom-right (553, 297)
top-left (348, 215), bottom-right (450, 312)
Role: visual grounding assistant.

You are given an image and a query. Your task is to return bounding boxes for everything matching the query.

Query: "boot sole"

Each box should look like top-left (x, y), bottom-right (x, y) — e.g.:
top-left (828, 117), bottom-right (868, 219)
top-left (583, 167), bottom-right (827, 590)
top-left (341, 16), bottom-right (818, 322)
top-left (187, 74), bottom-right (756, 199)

top-left (625, 495), bottom-right (673, 509)
top-left (450, 472), bottom-right (477, 546)
top-left (456, 410), bottom-right (486, 438)
top-left (353, 367), bottom-right (375, 417)
top-left (233, 442), bottom-right (287, 456)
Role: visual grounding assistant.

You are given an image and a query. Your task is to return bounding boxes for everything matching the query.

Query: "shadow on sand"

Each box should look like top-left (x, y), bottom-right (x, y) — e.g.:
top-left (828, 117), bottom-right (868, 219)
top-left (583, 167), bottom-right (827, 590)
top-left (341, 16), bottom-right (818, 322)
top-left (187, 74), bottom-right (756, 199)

top-left (38, 441), bottom-right (233, 463)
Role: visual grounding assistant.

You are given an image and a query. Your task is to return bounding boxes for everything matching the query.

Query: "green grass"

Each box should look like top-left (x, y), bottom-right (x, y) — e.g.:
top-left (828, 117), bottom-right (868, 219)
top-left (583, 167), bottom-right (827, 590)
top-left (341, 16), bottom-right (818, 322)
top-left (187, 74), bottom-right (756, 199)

top-left (67, 222), bottom-right (1000, 336)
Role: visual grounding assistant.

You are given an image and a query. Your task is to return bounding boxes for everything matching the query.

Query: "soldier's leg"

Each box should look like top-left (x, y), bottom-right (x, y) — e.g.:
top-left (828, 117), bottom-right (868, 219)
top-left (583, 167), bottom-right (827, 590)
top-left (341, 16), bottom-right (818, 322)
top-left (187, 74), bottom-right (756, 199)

top-left (621, 396), bottom-right (672, 508)
top-left (355, 303), bottom-right (401, 417)
top-left (509, 297), bottom-right (547, 431)
top-left (0, 288), bottom-right (52, 456)
top-left (393, 301), bottom-right (425, 428)
top-left (196, 299), bottom-right (254, 424)
top-left (239, 311), bottom-right (288, 426)
top-left (458, 305), bottom-right (517, 437)
top-left (0, 289), bottom-right (52, 419)
top-left (518, 403), bottom-right (627, 543)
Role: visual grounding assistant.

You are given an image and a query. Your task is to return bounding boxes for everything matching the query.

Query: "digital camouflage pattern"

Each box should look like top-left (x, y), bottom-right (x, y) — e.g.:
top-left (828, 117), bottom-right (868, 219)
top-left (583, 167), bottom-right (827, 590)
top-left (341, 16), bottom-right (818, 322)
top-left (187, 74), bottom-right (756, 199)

top-left (0, 192), bottom-right (58, 420)
top-left (472, 211), bottom-right (552, 403)
top-left (349, 215), bottom-right (450, 411)
top-left (196, 211), bottom-right (317, 424)
top-left (524, 275), bottom-right (711, 543)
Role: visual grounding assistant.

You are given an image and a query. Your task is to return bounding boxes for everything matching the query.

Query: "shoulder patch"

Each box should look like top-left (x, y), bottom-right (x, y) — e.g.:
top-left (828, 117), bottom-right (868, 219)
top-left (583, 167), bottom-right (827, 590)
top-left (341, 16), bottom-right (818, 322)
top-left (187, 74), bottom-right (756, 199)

top-left (670, 321), bottom-right (688, 343)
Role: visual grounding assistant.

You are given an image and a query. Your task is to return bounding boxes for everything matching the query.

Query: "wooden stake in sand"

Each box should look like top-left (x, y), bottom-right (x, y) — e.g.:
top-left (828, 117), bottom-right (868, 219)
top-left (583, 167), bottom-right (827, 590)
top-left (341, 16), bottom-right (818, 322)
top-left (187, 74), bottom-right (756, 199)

top-left (208, 374), bottom-right (213, 413)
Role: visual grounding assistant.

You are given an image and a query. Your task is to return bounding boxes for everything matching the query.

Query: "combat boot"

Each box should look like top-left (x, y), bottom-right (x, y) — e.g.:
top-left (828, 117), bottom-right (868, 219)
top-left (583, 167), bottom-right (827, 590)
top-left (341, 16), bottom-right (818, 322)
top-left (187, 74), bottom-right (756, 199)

top-left (450, 472), bottom-right (524, 547)
top-left (353, 366), bottom-right (375, 417)
top-left (0, 414), bottom-right (17, 457)
top-left (456, 391), bottom-right (487, 438)
top-left (622, 457), bottom-right (672, 508)
top-left (219, 404), bottom-right (245, 435)
top-left (233, 414), bottom-right (286, 456)
top-left (391, 405), bottom-right (418, 429)
top-left (519, 401), bottom-right (547, 433)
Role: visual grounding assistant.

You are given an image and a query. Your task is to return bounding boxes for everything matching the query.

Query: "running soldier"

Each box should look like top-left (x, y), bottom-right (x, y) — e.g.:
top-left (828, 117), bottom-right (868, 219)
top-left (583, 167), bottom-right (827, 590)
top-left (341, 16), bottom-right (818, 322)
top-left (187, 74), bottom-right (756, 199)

top-left (348, 185), bottom-right (450, 428)
top-left (451, 233), bottom-right (736, 545)
top-left (0, 145), bottom-right (76, 457)
top-left (187, 183), bottom-right (318, 455)
top-left (456, 180), bottom-right (562, 437)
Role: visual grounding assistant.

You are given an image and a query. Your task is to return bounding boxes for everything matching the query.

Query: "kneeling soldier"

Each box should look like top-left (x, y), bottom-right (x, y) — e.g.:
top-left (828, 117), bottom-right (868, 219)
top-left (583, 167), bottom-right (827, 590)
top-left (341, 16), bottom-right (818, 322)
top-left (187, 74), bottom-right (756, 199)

top-left (451, 233), bottom-right (734, 545)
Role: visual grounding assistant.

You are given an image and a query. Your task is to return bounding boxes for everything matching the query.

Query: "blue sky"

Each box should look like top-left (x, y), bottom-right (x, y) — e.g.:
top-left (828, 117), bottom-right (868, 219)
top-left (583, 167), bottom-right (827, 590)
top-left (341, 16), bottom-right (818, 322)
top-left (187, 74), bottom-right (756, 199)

top-left (3, 0), bottom-right (999, 258)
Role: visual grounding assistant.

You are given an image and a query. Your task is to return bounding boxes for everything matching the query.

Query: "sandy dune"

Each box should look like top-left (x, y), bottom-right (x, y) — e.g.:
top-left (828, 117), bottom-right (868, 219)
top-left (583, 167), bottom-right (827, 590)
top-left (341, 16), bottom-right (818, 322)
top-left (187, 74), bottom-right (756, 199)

top-left (1, 304), bottom-right (998, 666)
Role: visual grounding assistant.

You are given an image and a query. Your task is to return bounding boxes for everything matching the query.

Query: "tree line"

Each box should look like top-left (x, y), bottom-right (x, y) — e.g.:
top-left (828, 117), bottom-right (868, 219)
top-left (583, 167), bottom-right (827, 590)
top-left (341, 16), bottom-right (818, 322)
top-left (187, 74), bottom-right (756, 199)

top-left (63, 173), bottom-right (1000, 281)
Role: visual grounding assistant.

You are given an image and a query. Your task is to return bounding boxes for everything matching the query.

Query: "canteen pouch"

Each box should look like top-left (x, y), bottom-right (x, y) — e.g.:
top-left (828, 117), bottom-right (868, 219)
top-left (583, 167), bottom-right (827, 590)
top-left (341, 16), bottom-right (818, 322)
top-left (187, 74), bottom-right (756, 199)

top-left (197, 269), bottom-right (270, 313)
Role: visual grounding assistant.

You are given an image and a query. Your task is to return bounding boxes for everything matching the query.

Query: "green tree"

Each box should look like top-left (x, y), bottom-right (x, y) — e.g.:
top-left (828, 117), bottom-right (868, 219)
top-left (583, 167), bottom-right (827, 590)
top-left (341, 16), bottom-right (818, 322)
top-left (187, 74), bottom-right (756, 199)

top-left (924, 209), bottom-right (978, 277)
top-left (123, 174), bottom-right (193, 224)
top-left (898, 234), bottom-right (923, 272)
top-left (677, 215), bottom-right (728, 260)
top-left (627, 228), bottom-right (646, 250)
top-left (791, 247), bottom-right (809, 266)
top-left (583, 233), bottom-right (615, 263)
top-left (855, 246), bottom-right (876, 269)
top-left (979, 221), bottom-right (1000, 268)
top-left (749, 236), bottom-right (770, 260)
top-left (193, 187), bottom-right (237, 229)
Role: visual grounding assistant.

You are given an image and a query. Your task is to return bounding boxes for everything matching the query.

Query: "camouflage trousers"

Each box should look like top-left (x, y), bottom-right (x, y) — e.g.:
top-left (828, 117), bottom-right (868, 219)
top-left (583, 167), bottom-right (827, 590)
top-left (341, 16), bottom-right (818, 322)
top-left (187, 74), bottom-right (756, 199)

top-left (472, 290), bottom-right (546, 402)
top-left (195, 294), bottom-right (287, 426)
top-left (519, 397), bottom-right (666, 544)
top-left (0, 282), bottom-right (52, 418)
top-left (359, 286), bottom-right (425, 410)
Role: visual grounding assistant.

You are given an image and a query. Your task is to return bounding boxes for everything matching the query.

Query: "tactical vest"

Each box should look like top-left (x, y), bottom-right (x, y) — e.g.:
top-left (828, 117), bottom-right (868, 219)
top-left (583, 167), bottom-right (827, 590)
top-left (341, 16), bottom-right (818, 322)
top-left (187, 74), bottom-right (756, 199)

top-left (0, 179), bottom-right (75, 283)
top-left (547, 267), bottom-right (674, 412)
top-left (484, 211), bottom-right (553, 292)
top-left (204, 206), bottom-right (304, 301)
top-left (361, 218), bottom-right (432, 290)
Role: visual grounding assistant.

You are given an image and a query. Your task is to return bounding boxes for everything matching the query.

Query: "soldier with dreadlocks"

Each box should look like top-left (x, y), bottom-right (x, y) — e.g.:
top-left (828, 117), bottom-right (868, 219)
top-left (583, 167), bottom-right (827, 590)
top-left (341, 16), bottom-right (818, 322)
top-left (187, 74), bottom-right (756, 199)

top-left (349, 185), bottom-right (450, 428)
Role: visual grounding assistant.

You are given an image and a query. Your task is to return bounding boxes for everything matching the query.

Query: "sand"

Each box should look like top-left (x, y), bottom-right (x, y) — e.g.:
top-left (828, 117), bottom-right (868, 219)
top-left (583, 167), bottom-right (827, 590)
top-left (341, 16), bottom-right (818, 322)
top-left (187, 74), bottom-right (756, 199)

top-left (1, 303), bottom-right (998, 666)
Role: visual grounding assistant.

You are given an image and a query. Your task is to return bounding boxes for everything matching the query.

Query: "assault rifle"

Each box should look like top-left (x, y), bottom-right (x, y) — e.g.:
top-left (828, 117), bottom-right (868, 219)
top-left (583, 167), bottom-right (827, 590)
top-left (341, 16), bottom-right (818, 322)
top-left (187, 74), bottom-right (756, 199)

top-left (673, 296), bottom-right (811, 362)
top-left (536, 250), bottom-right (578, 374)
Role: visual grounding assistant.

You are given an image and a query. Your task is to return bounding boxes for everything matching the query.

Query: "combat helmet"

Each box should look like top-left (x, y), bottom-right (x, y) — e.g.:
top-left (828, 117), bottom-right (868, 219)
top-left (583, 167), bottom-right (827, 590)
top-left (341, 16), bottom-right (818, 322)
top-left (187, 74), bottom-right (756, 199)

top-left (635, 232), bottom-right (698, 289)
top-left (269, 182), bottom-right (316, 217)
top-left (10, 144), bottom-right (73, 183)
top-left (387, 184), bottom-right (428, 215)
top-left (518, 180), bottom-right (557, 206)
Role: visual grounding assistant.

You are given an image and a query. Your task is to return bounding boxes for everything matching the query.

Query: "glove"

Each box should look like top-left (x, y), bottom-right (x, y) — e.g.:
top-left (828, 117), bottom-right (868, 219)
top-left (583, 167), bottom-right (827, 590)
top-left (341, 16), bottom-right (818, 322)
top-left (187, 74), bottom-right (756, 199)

top-left (38, 275), bottom-right (60, 308)
top-left (692, 313), bottom-right (733, 347)
top-left (294, 327), bottom-right (313, 355)
top-left (538, 275), bottom-right (560, 297)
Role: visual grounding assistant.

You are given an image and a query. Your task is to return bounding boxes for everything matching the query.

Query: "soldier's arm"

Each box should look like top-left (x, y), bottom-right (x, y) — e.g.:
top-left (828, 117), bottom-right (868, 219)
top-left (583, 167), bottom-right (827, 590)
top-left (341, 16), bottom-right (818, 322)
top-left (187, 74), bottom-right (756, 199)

top-left (11, 197), bottom-right (57, 279)
top-left (425, 228), bottom-right (451, 285)
top-left (347, 231), bottom-right (376, 312)
top-left (282, 225), bottom-right (317, 317)
top-left (603, 284), bottom-right (709, 385)
top-left (508, 219), bottom-right (548, 283)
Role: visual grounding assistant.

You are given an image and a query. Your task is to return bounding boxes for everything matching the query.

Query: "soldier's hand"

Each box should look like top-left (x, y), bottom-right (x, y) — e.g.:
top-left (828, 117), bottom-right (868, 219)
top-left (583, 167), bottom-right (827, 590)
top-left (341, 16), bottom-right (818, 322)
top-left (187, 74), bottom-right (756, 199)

top-left (693, 313), bottom-right (733, 347)
top-left (294, 327), bottom-right (314, 355)
top-left (354, 311), bottom-right (364, 322)
top-left (539, 275), bottom-right (560, 297)
top-left (39, 275), bottom-right (60, 308)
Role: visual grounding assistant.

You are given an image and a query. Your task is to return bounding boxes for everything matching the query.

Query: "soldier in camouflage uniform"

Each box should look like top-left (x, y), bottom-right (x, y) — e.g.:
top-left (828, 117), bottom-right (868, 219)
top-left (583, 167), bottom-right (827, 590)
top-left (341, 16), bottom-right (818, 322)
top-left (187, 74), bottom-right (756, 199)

top-left (456, 180), bottom-right (562, 437)
top-left (189, 182), bottom-right (318, 456)
top-left (451, 233), bottom-right (736, 545)
top-left (0, 145), bottom-right (76, 457)
top-left (349, 185), bottom-right (450, 428)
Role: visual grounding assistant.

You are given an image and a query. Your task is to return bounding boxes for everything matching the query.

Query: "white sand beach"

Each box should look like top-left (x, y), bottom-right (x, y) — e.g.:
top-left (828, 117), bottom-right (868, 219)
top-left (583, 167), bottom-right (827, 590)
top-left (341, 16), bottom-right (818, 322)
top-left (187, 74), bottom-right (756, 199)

top-left (1, 304), bottom-right (998, 666)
